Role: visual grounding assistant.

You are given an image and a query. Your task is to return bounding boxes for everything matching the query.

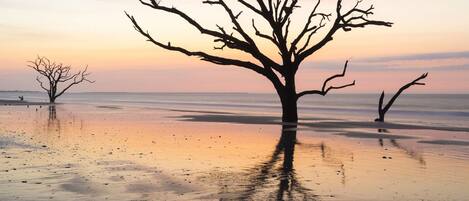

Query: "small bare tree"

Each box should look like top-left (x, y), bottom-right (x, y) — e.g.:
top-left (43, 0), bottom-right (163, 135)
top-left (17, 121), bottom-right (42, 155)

top-left (126, 0), bottom-right (392, 123)
top-left (375, 73), bottom-right (428, 122)
top-left (28, 56), bottom-right (94, 103)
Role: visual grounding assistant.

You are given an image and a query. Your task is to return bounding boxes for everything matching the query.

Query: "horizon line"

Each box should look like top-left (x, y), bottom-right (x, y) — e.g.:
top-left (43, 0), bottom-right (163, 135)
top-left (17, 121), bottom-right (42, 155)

top-left (1, 90), bottom-right (468, 95)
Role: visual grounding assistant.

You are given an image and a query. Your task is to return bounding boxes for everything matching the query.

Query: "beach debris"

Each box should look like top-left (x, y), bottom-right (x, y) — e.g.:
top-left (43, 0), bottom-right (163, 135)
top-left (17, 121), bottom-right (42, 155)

top-left (375, 73), bottom-right (429, 122)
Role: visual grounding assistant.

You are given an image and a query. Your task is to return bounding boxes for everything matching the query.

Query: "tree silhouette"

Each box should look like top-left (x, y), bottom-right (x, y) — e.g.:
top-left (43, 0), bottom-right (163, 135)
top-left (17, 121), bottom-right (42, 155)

top-left (126, 0), bottom-right (392, 123)
top-left (28, 56), bottom-right (94, 103)
top-left (375, 73), bottom-right (428, 122)
top-left (210, 125), bottom-right (318, 200)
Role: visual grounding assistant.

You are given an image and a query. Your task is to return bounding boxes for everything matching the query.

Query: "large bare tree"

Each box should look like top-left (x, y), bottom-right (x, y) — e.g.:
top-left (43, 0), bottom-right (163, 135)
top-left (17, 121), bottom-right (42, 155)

top-left (126, 0), bottom-right (392, 123)
top-left (28, 56), bottom-right (94, 103)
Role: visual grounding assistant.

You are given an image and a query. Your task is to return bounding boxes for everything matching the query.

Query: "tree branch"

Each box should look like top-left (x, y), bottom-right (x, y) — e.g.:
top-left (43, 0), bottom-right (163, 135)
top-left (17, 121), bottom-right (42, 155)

top-left (290, 0), bottom-right (330, 57)
top-left (134, 0), bottom-right (286, 77)
top-left (35, 76), bottom-right (50, 93)
top-left (126, 12), bottom-right (268, 76)
top-left (239, 0), bottom-right (298, 65)
top-left (202, 0), bottom-right (284, 74)
top-left (252, 19), bottom-right (278, 46)
top-left (376, 73), bottom-right (429, 122)
top-left (296, 0), bottom-right (392, 64)
top-left (297, 60), bottom-right (355, 99)
top-left (55, 66), bottom-right (94, 98)
top-left (238, 0), bottom-right (264, 16)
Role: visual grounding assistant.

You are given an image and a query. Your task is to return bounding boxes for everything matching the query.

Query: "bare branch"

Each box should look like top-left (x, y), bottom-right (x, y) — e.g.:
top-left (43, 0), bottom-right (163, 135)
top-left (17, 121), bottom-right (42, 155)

top-left (55, 66), bottom-right (94, 98)
top-left (376, 90), bottom-right (385, 122)
top-left (126, 12), bottom-right (268, 76)
top-left (252, 19), bottom-right (278, 45)
top-left (135, 0), bottom-right (285, 76)
top-left (297, 60), bottom-right (355, 99)
top-left (238, 0), bottom-right (297, 63)
top-left (296, 0), bottom-right (392, 63)
top-left (35, 76), bottom-right (50, 92)
top-left (290, 0), bottom-right (329, 56)
top-left (376, 73), bottom-right (429, 122)
top-left (238, 0), bottom-right (264, 16)
top-left (203, 0), bottom-right (284, 73)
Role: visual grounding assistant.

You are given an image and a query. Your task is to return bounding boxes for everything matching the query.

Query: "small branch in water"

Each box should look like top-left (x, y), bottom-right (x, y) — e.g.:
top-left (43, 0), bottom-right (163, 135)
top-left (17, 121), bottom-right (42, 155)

top-left (375, 73), bottom-right (429, 122)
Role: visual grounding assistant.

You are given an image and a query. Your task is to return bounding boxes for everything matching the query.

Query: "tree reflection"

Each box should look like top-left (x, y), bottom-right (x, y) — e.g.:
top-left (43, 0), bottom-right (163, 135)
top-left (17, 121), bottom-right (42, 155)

top-left (47, 105), bottom-right (60, 130)
top-left (377, 129), bottom-right (426, 165)
top-left (389, 139), bottom-right (426, 165)
top-left (47, 105), bottom-right (60, 133)
top-left (48, 105), bottom-right (57, 121)
top-left (226, 125), bottom-right (317, 201)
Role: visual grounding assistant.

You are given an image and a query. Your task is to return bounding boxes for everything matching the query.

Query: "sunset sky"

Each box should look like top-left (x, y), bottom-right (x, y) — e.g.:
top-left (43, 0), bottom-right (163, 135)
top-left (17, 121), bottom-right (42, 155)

top-left (1, 0), bottom-right (468, 93)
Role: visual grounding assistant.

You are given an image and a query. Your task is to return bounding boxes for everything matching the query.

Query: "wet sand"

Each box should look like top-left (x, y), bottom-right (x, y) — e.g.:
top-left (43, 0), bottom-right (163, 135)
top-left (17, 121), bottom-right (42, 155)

top-left (0, 104), bottom-right (468, 201)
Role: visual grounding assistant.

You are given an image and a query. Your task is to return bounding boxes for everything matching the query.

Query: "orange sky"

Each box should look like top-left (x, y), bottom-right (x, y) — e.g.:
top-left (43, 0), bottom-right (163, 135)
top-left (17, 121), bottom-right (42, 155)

top-left (1, 0), bottom-right (468, 93)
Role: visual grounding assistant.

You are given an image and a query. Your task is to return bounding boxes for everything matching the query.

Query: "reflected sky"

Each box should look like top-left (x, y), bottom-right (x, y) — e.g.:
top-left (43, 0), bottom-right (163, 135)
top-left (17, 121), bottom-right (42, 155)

top-left (0, 104), bottom-right (468, 200)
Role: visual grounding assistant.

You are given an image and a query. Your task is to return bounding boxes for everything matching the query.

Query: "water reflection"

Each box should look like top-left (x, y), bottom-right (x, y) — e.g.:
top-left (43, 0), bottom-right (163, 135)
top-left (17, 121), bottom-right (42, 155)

top-left (2, 106), bottom-right (467, 200)
top-left (389, 139), bottom-right (426, 165)
top-left (377, 129), bottom-right (426, 165)
top-left (225, 125), bottom-right (317, 201)
top-left (47, 105), bottom-right (61, 135)
top-left (49, 105), bottom-right (57, 121)
top-left (276, 125), bottom-right (313, 200)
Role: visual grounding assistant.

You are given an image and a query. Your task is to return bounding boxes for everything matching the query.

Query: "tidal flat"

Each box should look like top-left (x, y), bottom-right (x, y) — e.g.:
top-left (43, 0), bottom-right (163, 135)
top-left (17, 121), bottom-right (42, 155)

top-left (0, 102), bottom-right (468, 201)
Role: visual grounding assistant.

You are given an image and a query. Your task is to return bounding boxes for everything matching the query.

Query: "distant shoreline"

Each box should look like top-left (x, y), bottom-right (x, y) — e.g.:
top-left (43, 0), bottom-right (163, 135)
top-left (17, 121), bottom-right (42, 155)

top-left (0, 91), bottom-right (468, 95)
top-left (0, 100), bottom-right (50, 106)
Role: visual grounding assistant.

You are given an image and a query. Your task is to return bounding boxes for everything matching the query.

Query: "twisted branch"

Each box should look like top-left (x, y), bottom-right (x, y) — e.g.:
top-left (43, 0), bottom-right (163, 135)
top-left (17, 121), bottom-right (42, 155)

top-left (375, 73), bottom-right (429, 122)
top-left (297, 60), bottom-right (355, 99)
top-left (296, 0), bottom-right (392, 63)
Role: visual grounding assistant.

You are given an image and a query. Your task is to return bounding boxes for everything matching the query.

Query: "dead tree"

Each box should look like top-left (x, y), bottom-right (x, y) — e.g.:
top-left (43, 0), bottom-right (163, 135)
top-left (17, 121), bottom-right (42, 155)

top-left (126, 0), bottom-right (392, 123)
top-left (375, 73), bottom-right (428, 122)
top-left (28, 56), bottom-right (94, 103)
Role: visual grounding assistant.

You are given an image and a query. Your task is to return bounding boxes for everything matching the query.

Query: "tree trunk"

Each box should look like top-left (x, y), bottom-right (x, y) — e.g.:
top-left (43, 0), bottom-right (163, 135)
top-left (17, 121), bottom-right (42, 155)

top-left (49, 86), bottom-right (56, 103)
top-left (281, 95), bottom-right (298, 123)
top-left (375, 114), bottom-right (385, 122)
top-left (49, 94), bottom-right (56, 104)
top-left (280, 76), bottom-right (298, 123)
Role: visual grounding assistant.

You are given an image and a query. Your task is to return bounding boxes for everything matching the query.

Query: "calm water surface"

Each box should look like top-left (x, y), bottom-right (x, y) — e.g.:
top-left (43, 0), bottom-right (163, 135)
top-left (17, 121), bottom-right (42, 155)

top-left (0, 92), bottom-right (468, 200)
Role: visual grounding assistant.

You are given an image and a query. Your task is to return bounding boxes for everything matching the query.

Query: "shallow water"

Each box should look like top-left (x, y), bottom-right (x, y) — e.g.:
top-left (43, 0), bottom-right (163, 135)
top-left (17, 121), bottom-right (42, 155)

top-left (2, 92), bottom-right (469, 127)
top-left (0, 103), bottom-right (468, 201)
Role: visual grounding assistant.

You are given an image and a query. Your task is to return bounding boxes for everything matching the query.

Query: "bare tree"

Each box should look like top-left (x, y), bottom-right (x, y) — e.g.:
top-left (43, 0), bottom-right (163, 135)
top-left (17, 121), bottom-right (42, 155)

top-left (375, 73), bottom-right (428, 122)
top-left (28, 56), bottom-right (94, 103)
top-left (126, 0), bottom-right (392, 123)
